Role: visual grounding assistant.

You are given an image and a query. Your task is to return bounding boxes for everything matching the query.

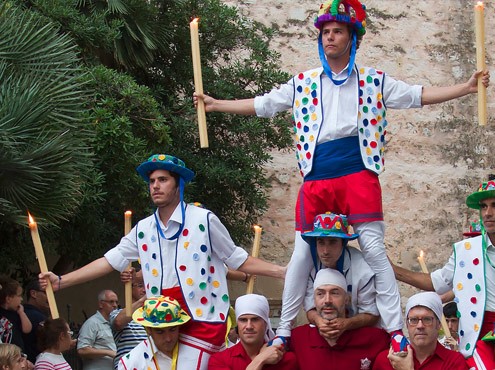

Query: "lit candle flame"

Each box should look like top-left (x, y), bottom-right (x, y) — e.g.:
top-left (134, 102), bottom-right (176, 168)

top-left (125, 210), bottom-right (132, 216)
top-left (28, 212), bottom-right (35, 225)
top-left (191, 17), bottom-right (199, 23)
top-left (419, 250), bottom-right (424, 258)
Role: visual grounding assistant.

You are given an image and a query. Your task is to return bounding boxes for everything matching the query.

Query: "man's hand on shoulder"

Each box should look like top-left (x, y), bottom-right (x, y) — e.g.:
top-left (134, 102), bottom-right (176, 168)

top-left (247, 344), bottom-right (283, 370)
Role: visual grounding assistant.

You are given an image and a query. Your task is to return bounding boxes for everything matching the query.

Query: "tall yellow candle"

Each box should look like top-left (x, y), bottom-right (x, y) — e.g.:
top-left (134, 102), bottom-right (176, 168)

top-left (28, 213), bottom-right (59, 319)
top-left (124, 211), bottom-right (133, 316)
top-left (190, 18), bottom-right (209, 148)
top-left (246, 225), bottom-right (262, 294)
top-left (417, 250), bottom-right (451, 338)
top-left (475, 1), bottom-right (487, 126)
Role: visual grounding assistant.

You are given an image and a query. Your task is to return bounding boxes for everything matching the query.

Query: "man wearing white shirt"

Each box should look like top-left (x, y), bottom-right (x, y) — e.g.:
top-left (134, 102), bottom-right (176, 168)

top-left (194, 0), bottom-right (489, 351)
top-left (393, 180), bottom-right (495, 367)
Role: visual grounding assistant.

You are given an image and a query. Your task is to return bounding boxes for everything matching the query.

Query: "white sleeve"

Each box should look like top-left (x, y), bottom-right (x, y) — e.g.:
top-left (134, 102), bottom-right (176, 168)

top-left (104, 226), bottom-right (140, 272)
top-left (431, 252), bottom-right (455, 295)
top-left (208, 213), bottom-right (249, 270)
top-left (254, 79), bottom-right (294, 118)
top-left (382, 74), bottom-right (423, 109)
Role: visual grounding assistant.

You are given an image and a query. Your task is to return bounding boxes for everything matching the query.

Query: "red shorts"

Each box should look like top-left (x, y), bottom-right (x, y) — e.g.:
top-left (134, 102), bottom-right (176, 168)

top-left (295, 170), bottom-right (383, 232)
top-left (162, 286), bottom-right (227, 347)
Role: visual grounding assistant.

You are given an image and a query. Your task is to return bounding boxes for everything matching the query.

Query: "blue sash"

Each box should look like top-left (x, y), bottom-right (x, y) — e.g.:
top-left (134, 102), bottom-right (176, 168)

top-left (305, 136), bottom-right (365, 181)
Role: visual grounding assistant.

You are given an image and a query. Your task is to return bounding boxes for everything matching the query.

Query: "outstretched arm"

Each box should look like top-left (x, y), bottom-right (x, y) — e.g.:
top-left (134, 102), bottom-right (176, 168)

top-left (237, 256), bottom-right (286, 280)
top-left (193, 92), bottom-right (256, 115)
top-left (391, 261), bottom-right (435, 291)
top-left (421, 69), bottom-right (490, 105)
top-left (39, 257), bottom-right (114, 291)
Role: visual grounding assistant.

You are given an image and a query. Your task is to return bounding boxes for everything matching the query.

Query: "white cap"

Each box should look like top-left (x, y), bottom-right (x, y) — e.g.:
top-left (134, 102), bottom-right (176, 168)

top-left (405, 292), bottom-right (443, 321)
top-left (235, 294), bottom-right (275, 342)
top-left (313, 268), bottom-right (347, 292)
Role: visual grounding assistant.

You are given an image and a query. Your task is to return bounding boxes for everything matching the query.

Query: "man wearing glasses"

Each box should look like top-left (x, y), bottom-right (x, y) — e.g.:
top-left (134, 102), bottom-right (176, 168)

top-left (372, 292), bottom-right (467, 370)
top-left (77, 290), bottom-right (118, 370)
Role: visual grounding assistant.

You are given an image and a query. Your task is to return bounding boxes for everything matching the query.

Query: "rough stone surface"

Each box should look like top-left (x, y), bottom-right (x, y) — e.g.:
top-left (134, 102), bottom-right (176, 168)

top-left (225, 0), bottom-right (495, 320)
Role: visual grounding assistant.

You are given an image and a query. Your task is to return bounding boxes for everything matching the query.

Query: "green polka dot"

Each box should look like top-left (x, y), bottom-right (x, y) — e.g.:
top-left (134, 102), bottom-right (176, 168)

top-left (199, 224), bottom-right (205, 232)
top-left (222, 294), bottom-right (229, 302)
top-left (366, 76), bottom-right (372, 83)
top-left (151, 286), bottom-right (158, 294)
top-left (303, 115), bottom-right (309, 123)
top-left (138, 231), bottom-right (145, 239)
top-left (363, 106), bottom-right (369, 113)
top-left (475, 284), bottom-right (481, 292)
top-left (210, 306), bottom-right (215, 313)
top-left (311, 82), bottom-right (317, 90)
top-left (208, 256), bottom-right (211, 261)
top-left (465, 343), bottom-right (471, 351)
top-left (302, 97), bottom-right (309, 105)
top-left (199, 282), bottom-right (207, 290)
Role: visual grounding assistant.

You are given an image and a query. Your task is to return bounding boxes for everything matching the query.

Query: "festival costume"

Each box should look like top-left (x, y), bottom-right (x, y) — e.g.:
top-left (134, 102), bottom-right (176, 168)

top-left (77, 311), bottom-right (116, 370)
top-left (208, 342), bottom-right (299, 370)
top-left (291, 324), bottom-right (389, 370)
top-left (251, 0), bottom-right (423, 338)
top-left (118, 337), bottom-right (172, 370)
top-left (105, 154), bottom-right (249, 370)
top-left (109, 308), bottom-right (147, 369)
top-left (372, 342), bottom-right (469, 370)
top-left (35, 352), bottom-right (72, 370)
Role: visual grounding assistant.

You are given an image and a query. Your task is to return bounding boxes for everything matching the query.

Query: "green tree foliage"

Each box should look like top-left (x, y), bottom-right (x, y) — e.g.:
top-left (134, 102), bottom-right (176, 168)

top-left (2, 0), bottom-right (292, 275)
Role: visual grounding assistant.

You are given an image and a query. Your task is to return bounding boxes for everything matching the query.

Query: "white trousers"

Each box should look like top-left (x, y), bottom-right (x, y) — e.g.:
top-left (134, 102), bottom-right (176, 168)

top-left (276, 221), bottom-right (402, 336)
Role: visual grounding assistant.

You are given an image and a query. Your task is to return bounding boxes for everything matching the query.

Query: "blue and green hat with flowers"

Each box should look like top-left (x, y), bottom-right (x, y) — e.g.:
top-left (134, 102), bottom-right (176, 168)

top-left (302, 212), bottom-right (359, 241)
top-left (133, 296), bottom-right (191, 328)
top-left (466, 181), bottom-right (495, 210)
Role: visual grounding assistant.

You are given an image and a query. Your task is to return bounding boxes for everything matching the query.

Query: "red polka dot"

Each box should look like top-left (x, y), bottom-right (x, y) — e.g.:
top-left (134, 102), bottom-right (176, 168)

top-left (297, 122), bottom-right (302, 129)
top-left (473, 258), bottom-right (480, 265)
top-left (219, 313), bottom-right (225, 321)
top-left (377, 101), bottom-right (382, 109)
top-left (370, 141), bottom-right (377, 148)
top-left (142, 244), bottom-right (148, 251)
top-left (298, 73), bottom-right (304, 80)
top-left (471, 297), bottom-right (477, 304)
top-left (313, 98), bottom-right (319, 106)
top-left (210, 266), bottom-right (215, 273)
top-left (183, 229), bottom-right (189, 237)
top-left (179, 265), bottom-right (187, 271)
top-left (371, 119), bottom-right (377, 125)
top-left (306, 152), bottom-right (311, 159)
top-left (200, 297), bottom-right (208, 304)
top-left (359, 98), bottom-right (363, 105)
top-left (165, 313), bottom-right (173, 322)
top-left (359, 80), bottom-right (364, 87)
top-left (296, 144), bottom-right (301, 150)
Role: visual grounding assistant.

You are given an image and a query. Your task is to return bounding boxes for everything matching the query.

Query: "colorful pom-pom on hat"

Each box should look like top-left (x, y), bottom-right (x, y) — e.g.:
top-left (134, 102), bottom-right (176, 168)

top-left (136, 154), bottom-right (195, 183)
top-left (132, 296), bottom-right (191, 328)
top-left (466, 181), bottom-right (495, 210)
top-left (302, 212), bottom-right (359, 241)
top-left (314, 0), bottom-right (367, 35)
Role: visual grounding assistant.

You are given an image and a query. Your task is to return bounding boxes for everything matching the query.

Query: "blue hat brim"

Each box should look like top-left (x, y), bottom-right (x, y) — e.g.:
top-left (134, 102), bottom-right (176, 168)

top-left (301, 230), bottom-right (359, 241)
top-left (136, 162), bottom-right (195, 183)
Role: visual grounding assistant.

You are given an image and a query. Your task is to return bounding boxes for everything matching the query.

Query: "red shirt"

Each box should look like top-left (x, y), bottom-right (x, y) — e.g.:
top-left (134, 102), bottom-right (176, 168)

top-left (372, 342), bottom-right (468, 370)
top-left (208, 342), bottom-right (299, 370)
top-left (290, 324), bottom-right (389, 370)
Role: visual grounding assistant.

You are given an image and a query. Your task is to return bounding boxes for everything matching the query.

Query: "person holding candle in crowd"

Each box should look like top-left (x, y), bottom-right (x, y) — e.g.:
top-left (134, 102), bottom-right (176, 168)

top-left (301, 212), bottom-right (379, 338)
top-left (439, 301), bottom-right (459, 351)
top-left (372, 292), bottom-right (468, 370)
top-left (0, 277), bottom-right (32, 352)
top-left (39, 153), bottom-right (286, 370)
top-left (193, 0), bottom-right (490, 352)
top-left (391, 179), bottom-right (495, 366)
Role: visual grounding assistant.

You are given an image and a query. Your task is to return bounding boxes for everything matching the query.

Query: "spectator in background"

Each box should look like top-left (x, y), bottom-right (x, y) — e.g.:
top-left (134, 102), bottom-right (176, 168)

top-left (77, 290), bottom-right (117, 370)
top-left (0, 277), bottom-right (32, 351)
top-left (439, 302), bottom-right (459, 351)
top-left (22, 280), bottom-right (49, 363)
top-left (109, 271), bottom-right (147, 369)
top-left (35, 318), bottom-right (73, 370)
top-left (0, 343), bottom-right (26, 370)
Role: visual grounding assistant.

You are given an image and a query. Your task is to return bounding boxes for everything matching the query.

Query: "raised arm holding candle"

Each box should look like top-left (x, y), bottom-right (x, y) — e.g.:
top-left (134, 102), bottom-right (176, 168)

top-left (28, 213), bottom-right (59, 319)
top-left (38, 153), bottom-right (284, 370)
top-left (190, 18), bottom-right (208, 148)
top-left (475, 1), bottom-right (487, 126)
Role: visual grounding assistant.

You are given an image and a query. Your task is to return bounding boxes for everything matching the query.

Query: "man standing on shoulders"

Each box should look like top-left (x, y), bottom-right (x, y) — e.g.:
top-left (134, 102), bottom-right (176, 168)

top-left (372, 292), bottom-right (468, 370)
top-left (40, 153), bottom-right (286, 370)
top-left (291, 268), bottom-right (389, 370)
top-left (77, 290), bottom-right (118, 370)
top-left (109, 270), bottom-right (147, 369)
top-left (208, 294), bottom-right (298, 370)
